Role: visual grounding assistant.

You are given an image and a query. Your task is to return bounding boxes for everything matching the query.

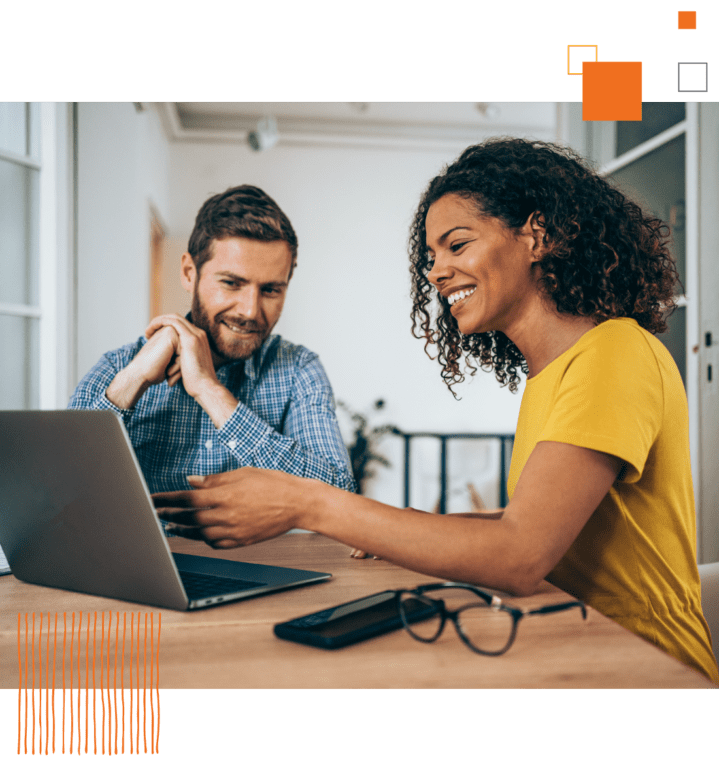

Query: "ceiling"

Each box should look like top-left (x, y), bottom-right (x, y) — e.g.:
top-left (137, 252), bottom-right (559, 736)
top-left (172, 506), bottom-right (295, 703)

top-left (159, 102), bottom-right (557, 150)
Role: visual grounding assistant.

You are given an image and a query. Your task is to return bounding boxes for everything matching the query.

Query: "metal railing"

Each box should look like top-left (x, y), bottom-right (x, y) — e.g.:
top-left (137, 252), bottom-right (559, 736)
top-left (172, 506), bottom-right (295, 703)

top-left (396, 432), bottom-right (515, 514)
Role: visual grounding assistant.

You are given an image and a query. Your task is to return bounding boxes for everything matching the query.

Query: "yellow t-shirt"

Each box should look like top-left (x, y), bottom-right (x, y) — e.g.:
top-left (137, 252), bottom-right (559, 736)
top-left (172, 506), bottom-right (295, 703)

top-left (507, 318), bottom-right (719, 683)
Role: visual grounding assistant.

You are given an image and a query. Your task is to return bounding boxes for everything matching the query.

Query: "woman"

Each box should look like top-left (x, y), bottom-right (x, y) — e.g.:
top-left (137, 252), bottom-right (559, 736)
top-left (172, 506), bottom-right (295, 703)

top-left (154, 138), bottom-right (719, 683)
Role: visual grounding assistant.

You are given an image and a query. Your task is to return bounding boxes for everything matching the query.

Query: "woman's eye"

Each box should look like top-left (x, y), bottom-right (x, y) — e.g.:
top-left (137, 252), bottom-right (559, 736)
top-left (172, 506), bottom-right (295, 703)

top-left (450, 241), bottom-right (468, 253)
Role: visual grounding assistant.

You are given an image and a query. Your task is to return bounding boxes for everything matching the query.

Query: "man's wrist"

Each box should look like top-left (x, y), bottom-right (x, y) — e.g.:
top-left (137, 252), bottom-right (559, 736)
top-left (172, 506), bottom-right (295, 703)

top-left (105, 364), bottom-right (151, 410)
top-left (193, 380), bottom-right (239, 430)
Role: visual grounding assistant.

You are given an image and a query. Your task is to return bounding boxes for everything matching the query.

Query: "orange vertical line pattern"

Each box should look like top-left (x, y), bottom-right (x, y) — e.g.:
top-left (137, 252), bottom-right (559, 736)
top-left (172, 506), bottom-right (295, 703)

top-left (143, 612), bottom-right (148, 754)
top-left (46, 612), bottom-right (50, 754)
top-left (38, 612), bottom-right (42, 752)
top-left (150, 613), bottom-right (154, 754)
top-left (85, 615), bottom-right (90, 754)
top-left (93, 612), bottom-right (97, 754)
top-left (70, 613), bottom-right (75, 754)
top-left (52, 613), bottom-right (57, 753)
top-left (25, 613), bottom-right (29, 755)
top-left (77, 612), bottom-right (83, 756)
top-left (136, 612), bottom-right (140, 756)
top-left (122, 613), bottom-right (126, 755)
top-left (17, 613), bottom-right (22, 755)
top-left (107, 611), bottom-right (113, 753)
top-left (32, 612), bottom-right (35, 754)
top-left (156, 613), bottom-right (161, 754)
top-left (23, 612), bottom-right (30, 754)
top-left (62, 614), bottom-right (66, 754)
top-left (129, 612), bottom-right (133, 754)
top-left (38, 614), bottom-right (43, 753)
top-left (100, 612), bottom-right (105, 754)
top-left (115, 612), bottom-right (119, 754)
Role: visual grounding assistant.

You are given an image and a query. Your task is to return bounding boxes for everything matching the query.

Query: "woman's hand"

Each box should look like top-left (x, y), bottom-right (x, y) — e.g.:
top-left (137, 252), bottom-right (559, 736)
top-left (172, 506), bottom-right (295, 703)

top-left (152, 467), bottom-right (311, 549)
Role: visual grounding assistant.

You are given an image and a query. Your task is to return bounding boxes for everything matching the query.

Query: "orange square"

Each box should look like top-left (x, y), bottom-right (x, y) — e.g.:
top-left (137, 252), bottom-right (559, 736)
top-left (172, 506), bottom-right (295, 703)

top-left (678, 11), bottom-right (696, 29)
top-left (582, 61), bottom-right (642, 121)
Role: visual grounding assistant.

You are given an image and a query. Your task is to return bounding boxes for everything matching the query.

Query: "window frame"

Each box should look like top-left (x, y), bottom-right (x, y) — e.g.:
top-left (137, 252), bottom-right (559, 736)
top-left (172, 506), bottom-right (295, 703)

top-left (0, 101), bottom-right (74, 409)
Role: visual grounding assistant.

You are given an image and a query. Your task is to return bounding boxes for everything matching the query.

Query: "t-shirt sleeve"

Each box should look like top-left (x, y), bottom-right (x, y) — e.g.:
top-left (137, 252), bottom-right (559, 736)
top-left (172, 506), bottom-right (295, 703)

top-left (539, 327), bottom-right (664, 483)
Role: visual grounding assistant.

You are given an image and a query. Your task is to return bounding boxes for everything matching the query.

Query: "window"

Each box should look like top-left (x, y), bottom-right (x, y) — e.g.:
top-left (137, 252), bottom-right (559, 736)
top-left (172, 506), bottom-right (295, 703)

top-left (0, 103), bottom-right (41, 408)
top-left (0, 102), bottom-right (74, 410)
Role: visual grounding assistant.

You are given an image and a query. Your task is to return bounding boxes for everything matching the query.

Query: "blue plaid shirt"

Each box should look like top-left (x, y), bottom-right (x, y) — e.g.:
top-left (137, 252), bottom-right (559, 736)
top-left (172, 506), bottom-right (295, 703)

top-left (68, 334), bottom-right (356, 497)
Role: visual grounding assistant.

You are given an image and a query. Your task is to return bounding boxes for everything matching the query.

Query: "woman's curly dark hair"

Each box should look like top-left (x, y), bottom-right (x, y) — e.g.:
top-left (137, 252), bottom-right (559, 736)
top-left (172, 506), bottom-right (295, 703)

top-left (409, 137), bottom-right (680, 395)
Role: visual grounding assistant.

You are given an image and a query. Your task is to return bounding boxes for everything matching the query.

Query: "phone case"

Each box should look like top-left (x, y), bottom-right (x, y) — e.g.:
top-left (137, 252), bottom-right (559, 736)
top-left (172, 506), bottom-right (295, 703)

top-left (274, 590), bottom-right (412, 649)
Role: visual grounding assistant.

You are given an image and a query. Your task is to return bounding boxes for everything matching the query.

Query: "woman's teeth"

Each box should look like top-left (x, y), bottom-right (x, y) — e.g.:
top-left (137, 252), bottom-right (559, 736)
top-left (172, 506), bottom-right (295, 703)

top-left (447, 287), bottom-right (476, 306)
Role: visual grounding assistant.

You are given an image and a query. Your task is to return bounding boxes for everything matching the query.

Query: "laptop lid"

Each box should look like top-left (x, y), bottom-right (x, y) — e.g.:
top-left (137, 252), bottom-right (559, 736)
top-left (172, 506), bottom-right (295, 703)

top-left (0, 410), bottom-right (330, 610)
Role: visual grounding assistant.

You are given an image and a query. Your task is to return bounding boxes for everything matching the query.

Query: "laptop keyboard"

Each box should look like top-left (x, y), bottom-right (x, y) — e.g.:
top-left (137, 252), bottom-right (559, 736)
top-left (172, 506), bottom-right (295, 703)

top-left (178, 570), bottom-right (265, 600)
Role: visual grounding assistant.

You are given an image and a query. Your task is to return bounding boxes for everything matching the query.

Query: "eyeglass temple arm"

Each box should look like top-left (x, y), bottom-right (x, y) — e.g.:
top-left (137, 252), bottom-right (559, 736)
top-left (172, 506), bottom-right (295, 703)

top-left (524, 601), bottom-right (587, 619)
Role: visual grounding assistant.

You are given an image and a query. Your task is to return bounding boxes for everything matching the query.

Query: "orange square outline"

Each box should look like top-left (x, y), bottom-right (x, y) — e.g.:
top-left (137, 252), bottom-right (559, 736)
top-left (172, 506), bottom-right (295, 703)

top-left (568, 44), bottom-right (598, 75)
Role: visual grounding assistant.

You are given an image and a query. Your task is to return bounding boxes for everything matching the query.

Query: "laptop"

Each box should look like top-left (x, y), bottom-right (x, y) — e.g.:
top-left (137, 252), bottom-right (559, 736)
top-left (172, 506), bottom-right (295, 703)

top-left (0, 410), bottom-right (331, 610)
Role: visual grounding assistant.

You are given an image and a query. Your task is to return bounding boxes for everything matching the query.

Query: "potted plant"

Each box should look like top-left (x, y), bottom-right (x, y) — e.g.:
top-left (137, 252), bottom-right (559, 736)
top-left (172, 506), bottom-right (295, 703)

top-left (337, 399), bottom-right (400, 495)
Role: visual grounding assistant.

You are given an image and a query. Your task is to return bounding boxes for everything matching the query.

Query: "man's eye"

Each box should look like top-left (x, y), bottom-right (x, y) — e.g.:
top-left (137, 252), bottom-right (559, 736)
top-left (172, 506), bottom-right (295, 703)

top-left (263, 287), bottom-right (280, 295)
top-left (221, 279), bottom-right (237, 287)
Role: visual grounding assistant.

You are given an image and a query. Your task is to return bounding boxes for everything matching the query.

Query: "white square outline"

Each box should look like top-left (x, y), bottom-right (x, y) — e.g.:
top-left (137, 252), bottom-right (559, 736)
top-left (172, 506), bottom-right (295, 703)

top-left (678, 62), bottom-right (708, 92)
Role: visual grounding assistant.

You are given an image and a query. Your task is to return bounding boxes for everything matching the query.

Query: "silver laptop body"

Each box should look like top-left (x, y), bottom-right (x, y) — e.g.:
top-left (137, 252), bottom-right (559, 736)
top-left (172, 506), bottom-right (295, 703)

top-left (0, 410), bottom-right (331, 610)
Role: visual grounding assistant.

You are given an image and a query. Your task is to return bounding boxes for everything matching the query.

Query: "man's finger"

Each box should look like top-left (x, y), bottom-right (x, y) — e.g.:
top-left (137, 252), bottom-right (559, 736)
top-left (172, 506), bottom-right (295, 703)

top-left (146, 314), bottom-right (202, 344)
top-left (167, 371), bottom-right (182, 387)
top-left (145, 313), bottom-right (188, 339)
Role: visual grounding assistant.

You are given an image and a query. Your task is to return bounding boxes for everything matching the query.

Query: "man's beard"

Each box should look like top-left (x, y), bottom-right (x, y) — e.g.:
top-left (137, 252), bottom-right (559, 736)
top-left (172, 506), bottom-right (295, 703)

top-left (190, 290), bottom-right (270, 363)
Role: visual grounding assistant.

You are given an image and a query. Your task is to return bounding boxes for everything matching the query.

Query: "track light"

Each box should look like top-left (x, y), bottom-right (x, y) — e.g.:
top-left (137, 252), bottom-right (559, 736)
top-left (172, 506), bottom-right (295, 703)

top-left (475, 102), bottom-right (500, 119)
top-left (247, 116), bottom-right (279, 151)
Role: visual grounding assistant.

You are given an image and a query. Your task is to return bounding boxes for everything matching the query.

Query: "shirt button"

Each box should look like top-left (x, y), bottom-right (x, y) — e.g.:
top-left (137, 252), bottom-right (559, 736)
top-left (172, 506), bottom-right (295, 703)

top-left (204, 440), bottom-right (212, 449)
top-left (227, 440), bottom-right (237, 450)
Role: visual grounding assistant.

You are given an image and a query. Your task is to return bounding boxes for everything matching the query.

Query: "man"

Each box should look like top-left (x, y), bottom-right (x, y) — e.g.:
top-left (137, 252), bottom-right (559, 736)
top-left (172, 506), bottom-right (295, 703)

top-left (69, 185), bottom-right (355, 500)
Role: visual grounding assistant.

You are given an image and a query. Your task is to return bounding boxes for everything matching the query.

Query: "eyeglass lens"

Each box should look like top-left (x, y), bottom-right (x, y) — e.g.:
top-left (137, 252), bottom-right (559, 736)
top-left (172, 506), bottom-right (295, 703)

top-left (399, 588), bottom-right (515, 653)
top-left (398, 594), bottom-right (444, 641)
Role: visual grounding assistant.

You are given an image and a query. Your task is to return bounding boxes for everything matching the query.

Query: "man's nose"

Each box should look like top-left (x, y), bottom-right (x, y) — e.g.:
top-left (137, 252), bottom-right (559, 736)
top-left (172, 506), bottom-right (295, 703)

top-left (234, 287), bottom-right (260, 319)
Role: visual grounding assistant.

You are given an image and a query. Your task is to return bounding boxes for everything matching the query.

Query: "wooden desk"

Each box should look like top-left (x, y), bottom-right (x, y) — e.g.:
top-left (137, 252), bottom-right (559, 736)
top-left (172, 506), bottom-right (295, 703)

top-left (0, 533), bottom-right (714, 688)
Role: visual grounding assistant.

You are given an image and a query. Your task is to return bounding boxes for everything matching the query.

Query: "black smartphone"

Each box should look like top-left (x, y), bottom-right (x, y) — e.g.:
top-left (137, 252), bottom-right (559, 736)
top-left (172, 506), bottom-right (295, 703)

top-left (273, 590), bottom-right (436, 649)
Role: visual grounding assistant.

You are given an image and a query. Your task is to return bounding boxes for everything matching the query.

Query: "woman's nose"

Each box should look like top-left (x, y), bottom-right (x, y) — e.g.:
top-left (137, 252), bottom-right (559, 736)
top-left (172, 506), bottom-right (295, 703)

top-left (427, 254), bottom-right (451, 287)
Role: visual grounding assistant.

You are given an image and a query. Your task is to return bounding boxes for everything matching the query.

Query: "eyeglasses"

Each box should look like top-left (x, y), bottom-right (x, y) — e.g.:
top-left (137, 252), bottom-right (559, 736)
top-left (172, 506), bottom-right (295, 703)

top-left (395, 582), bottom-right (587, 656)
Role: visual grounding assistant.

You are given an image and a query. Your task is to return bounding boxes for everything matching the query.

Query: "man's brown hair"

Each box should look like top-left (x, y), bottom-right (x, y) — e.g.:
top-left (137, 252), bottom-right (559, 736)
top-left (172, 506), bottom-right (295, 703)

top-left (188, 185), bottom-right (298, 276)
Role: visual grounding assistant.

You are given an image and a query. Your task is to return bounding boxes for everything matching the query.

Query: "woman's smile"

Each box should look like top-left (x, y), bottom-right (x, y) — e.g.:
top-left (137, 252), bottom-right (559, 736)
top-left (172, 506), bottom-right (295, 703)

top-left (447, 286), bottom-right (476, 307)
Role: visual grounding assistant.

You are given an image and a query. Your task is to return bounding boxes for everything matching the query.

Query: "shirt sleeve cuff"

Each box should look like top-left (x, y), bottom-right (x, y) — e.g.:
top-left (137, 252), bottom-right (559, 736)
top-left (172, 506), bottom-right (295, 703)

top-left (215, 401), bottom-right (272, 460)
top-left (95, 391), bottom-right (135, 421)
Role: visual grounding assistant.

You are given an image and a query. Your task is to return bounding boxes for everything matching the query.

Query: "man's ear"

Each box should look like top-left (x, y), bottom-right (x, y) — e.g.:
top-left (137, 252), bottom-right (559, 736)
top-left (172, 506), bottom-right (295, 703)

top-left (180, 252), bottom-right (197, 293)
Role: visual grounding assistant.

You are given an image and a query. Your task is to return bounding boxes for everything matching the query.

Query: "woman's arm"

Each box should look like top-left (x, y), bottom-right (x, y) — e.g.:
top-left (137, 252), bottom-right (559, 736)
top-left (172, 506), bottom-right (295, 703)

top-left (153, 440), bottom-right (622, 595)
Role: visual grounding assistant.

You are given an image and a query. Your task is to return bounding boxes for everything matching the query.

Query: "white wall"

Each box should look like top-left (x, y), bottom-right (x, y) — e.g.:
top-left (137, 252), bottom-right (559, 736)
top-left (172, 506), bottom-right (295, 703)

top-left (75, 103), bottom-right (171, 383)
top-left (165, 123), bottom-right (556, 507)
